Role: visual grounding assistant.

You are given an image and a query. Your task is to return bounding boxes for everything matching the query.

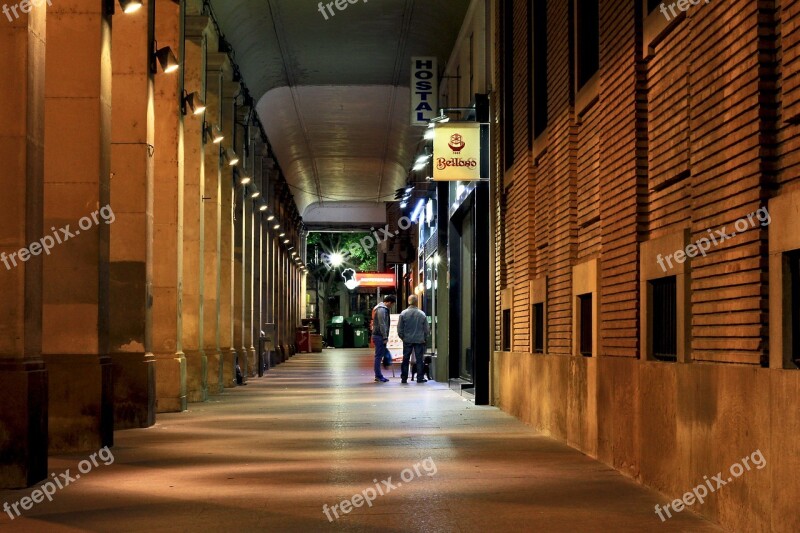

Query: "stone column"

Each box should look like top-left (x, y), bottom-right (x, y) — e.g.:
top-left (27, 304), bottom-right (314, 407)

top-left (244, 133), bottom-right (257, 377)
top-left (110, 0), bottom-right (156, 430)
top-left (182, 13), bottom-right (210, 403)
top-left (0, 4), bottom-right (48, 488)
top-left (152, 0), bottom-right (186, 413)
top-left (42, 0), bottom-right (113, 452)
top-left (203, 51), bottom-right (226, 394)
top-left (219, 76), bottom-right (238, 387)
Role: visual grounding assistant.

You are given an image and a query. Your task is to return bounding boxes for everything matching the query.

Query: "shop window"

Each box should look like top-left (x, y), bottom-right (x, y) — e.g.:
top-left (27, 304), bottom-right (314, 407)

top-left (574, 0), bottom-right (599, 91)
top-left (530, 0), bottom-right (548, 140)
top-left (578, 294), bottom-right (592, 356)
top-left (651, 276), bottom-right (677, 362)
top-left (502, 309), bottom-right (511, 351)
top-left (789, 250), bottom-right (800, 367)
top-left (532, 303), bottom-right (544, 353)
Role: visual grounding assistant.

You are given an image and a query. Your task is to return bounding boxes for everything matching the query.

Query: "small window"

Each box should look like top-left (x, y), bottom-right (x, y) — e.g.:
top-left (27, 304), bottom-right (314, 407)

top-left (578, 294), bottom-right (592, 356)
top-left (532, 303), bottom-right (544, 353)
top-left (789, 250), bottom-right (800, 367)
top-left (502, 309), bottom-right (512, 351)
top-left (531, 0), bottom-right (548, 139)
top-left (574, 0), bottom-right (599, 91)
top-left (502, 0), bottom-right (515, 169)
top-left (652, 276), bottom-right (677, 362)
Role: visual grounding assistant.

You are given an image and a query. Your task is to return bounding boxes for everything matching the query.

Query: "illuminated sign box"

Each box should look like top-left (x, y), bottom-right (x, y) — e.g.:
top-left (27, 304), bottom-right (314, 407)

top-left (411, 57), bottom-right (438, 125)
top-left (433, 123), bottom-right (481, 181)
top-left (355, 273), bottom-right (396, 288)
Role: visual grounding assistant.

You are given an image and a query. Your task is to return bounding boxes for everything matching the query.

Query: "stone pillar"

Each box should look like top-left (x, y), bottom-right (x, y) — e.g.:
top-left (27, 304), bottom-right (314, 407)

top-left (0, 4), bottom-right (48, 488)
top-left (42, 0), bottom-right (113, 453)
top-left (182, 13), bottom-right (210, 403)
top-left (110, 0), bottom-right (156, 430)
top-left (219, 77), bottom-right (238, 387)
top-left (153, 0), bottom-right (186, 412)
top-left (203, 51), bottom-right (226, 394)
top-left (244, 136), bottom-right (256, 378)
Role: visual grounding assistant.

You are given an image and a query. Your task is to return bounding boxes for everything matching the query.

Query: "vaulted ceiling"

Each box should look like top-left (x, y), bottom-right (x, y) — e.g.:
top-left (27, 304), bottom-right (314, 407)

top-left (208, 0), bottom-right (470, 226)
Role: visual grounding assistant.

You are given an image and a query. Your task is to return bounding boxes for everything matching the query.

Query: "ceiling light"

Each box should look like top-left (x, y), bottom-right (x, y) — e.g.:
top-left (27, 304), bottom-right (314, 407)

top-left (279, 232), bottom-right (286, 237)
top-left (415, 155), bottom-right (430, 166)
top-left (119, 0), bottom-right (143, 13)
top-left (273, 224), bottom-right (280, 230)
top-left (424, 128), bottom-right (435, 140)
top-left (267, 215), bottom-right (275, 221)
top-left (153, 45), bottom-right (179, 74)
top-left (400, 201), bottom-right (407, 209)
top-left (251, 190), bottom-right (260, 199)
top-left (239, 175), bottom-right (251, 186)
top-left (283, 239), bottom-right (290, 244)
top-left (259, 204), bottom-right (268, 212)
top-left (204, 123), bottom-right (224, 144)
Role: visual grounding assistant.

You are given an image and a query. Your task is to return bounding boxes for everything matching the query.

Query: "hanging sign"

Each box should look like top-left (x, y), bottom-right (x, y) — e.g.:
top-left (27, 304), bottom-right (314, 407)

top-left (411, 57), bottom-right (438, 125)
top-left (355, 272), bottom-right (396, 288)
top-left (433, 123), bottom-right (481, 181)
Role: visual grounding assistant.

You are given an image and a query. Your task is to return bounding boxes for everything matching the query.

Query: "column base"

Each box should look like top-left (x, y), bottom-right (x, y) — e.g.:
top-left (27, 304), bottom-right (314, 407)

top-left (237, 348), bottom-right (248, 384)
top-left (247, 347), bottom-right (257, 378)
top-left (185, 349), bottom-right (208, 403)
top-left (155, 352), bottom-right (187, 413)
top-left (110, 352), bottom-right (155, 429)
top-left (221, 347), bottom-right (236, 388)
top-left (205, 348), bottom-right (223, 394)
top-left (42, 354), bottom-right (114, 453)
top-left (0, 359), bottom-right (48, 488)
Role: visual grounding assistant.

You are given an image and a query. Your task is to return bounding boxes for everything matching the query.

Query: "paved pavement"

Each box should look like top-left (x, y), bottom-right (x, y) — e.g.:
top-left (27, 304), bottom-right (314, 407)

top-left (0, 348), bottom-right (723, 532)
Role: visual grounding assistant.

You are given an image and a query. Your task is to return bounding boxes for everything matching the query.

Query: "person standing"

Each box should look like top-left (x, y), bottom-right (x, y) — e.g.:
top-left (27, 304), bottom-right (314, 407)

top-left (371, 294), bottom-right (396, 383)
top-left (397, 295), bottom-right (430, 384)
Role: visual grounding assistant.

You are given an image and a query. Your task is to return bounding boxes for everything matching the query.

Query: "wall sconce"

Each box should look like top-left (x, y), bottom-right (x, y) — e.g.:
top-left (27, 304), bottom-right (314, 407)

top-left (119, 0), bottom-right (143, 13)
top-left (182, 91), bottom-right (206, 116)
top-left (152, 42), bottom-right (179, 74)
top-left (259, 204), bottom-right (268, 212)
top-left (273, 224), bottom-right (280, 230)
top-left (204, 123), bottom-right (224, 144)
top-left (279, 232), bottom-right (286, 237)
top-left (239, 174), bottom-right (251, 186)
top-left (222, 149), bottom-right (239, 166)
top-left (283, 239), bottom-right (290, 244)
top-left (251, 190), bottom-right (261, 199)
top-left (267, 215), bottom-right (275, 221)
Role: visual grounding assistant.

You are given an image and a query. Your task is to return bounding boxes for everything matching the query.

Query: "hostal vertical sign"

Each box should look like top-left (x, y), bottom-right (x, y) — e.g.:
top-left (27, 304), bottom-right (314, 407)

top-left (411, 57), bottom-right (438, 125)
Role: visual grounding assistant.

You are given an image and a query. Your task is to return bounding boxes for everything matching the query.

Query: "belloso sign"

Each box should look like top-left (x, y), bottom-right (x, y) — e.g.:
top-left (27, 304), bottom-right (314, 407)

top-left (432, 123), bottom-right (481, 181)
top-left (411, 57), bottom-right (438, 125)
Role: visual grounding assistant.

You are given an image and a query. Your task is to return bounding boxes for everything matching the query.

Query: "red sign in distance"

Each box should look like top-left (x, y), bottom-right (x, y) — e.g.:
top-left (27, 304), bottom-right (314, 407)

top-left (355, 273), bottom-right (396, 288)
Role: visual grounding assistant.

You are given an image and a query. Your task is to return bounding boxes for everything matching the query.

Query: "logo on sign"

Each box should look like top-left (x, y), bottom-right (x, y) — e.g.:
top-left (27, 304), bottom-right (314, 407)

top-left (448, 133), bottom-right (465, 154)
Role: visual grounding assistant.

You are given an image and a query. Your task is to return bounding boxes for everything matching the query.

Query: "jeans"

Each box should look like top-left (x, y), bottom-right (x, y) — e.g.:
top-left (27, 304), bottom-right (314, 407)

top-left (401, 343), bottom-right (426, 381)
top-left (372, 335), bottom-right (388, 378)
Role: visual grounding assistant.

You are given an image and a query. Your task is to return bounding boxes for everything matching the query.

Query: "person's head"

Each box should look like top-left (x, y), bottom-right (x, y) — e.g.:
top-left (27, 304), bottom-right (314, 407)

top-left (408, 295), bottom-right (418, 307)
top-left (384, 295), bottom-right (397, 308)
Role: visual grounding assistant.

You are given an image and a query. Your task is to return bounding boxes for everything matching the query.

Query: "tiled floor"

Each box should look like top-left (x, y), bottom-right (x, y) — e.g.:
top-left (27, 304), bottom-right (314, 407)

top-left (0, 349), bottom-right (722, 532)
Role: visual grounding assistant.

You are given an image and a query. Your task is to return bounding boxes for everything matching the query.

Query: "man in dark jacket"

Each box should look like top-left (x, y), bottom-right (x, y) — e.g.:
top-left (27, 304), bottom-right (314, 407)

top-left (371, 295), bottom-right (396, 382)
top-left (397, 295), bottom-right (430, 384)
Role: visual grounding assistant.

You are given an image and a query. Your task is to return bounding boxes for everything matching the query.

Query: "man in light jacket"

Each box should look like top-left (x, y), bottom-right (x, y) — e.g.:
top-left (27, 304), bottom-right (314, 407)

top-left (371, 295), bottom-right (396, 382)
top-left (397, 295), bottom-right (430, 384)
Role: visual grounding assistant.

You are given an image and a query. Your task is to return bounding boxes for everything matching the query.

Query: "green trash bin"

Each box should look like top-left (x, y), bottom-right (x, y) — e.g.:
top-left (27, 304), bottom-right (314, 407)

top-left (353, 328), bottom-right (369, 348)
top-left (349, 314), bottom-right (365, 327)
top-left (331, 316), bottom-right (345, 348)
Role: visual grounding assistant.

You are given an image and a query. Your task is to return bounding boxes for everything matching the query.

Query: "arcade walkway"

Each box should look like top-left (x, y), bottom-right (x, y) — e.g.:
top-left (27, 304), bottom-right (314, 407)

top-left (0, 349), bottom-right (720, 532)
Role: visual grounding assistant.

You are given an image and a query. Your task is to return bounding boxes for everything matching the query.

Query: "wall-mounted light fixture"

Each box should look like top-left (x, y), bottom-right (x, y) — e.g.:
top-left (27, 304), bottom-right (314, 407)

top-left (273, 224), bottom-right (280, 230)
top-left (283, 239), bottom-right (290, 244)
top-left (239, 174), bottom-right (251, 186)
top-left (152, 42), bottom-right (179, 74)
top-left (119, 0), bottom-right (143, 13)
top-left (204, 123), bottom-right (224, 144)
top-left (251, 190), bottom-right (260, 199)
top-left (259, 204), bottom-right (268, 212)
top-left (222, 149), bottom-right (239, 167)
top-left (182, 91), bottom-right (206, 116)
top-left (267, 215), bottom-right (275, 221)
top-left (279, 232), bottom-right (286, 238)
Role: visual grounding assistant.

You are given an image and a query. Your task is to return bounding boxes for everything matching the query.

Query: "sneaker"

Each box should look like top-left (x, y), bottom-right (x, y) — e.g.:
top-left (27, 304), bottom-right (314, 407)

top-left (380, 376), bottom-right (389, 382)
top-left (375, 376), bottom-right (389, 383)
top-left (416, 378), bottom-right (427, 383)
